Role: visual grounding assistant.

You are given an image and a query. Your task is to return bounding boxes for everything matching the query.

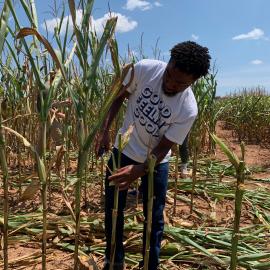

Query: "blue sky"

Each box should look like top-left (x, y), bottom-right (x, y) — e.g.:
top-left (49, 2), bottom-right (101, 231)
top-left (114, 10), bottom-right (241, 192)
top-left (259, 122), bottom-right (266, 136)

top-left (7, 0), bottom-right (270, 96)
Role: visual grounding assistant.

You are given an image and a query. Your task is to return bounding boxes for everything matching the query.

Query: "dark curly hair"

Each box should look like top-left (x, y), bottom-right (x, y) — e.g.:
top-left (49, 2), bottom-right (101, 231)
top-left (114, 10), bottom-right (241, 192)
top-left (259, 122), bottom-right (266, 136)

top-left (170, 41), bottom-right (211, 78)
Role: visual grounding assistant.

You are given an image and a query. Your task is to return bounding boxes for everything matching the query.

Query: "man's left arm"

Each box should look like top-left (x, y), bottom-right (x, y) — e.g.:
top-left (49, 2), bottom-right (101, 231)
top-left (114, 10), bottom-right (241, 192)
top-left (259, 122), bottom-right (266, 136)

top-left (108, 136), bottom-right (174, 191)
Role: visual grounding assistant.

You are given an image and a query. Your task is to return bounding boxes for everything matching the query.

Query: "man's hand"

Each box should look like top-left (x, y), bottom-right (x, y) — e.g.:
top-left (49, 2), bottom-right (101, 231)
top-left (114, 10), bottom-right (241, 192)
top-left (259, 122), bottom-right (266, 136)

top-left (95, 131), bottom-right (110, 157)
top-left (108, 164), bottom-right (145, 191)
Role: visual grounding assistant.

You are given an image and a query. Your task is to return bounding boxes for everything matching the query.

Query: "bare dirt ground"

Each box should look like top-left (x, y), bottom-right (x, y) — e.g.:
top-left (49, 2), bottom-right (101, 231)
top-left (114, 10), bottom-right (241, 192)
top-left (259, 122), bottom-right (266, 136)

top-left (1, 122), bottom-right (270, 270)
top-left (215, 121), bottom-right (270, 179)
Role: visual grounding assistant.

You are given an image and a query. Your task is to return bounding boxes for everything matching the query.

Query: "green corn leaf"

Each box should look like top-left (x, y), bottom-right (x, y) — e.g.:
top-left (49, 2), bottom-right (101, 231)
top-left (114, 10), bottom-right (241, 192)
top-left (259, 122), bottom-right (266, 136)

top-left (7, 0), bottom-right (43, 88)
top-left (55, 37), bottom-right (64, 63)
top-left (169, 231), bottom-right (226, 266)
top-left (0, 0), bottom-right (10, 55)
top-left (64, 176), bottom-right (79, 191)
top-left (5, 39), bottom-right (20, 69)
top-left (81, 0), bottom-right (94, 32)
top-left (238, 253), bottom-right (270, 262)
top-left (85, 17), bottom-right (117, 90)
top-left (68, 0), bottom-right (87, 68)
top-left (82, 63), bottom-right (133, 153)
top-left (19, 0), bottom-right (37, 28)
top-left (77, 64), bottom-right (133, 177)
top-left (20, 0), bottom-right (41, 63)
top-left (62, 15), bottom-right (69, 62)
top-left (210, 133), bottom-right (240, 169)
top-left (58, 7), bottom-right (65, 35)
top-left (109, 38), bottom-right (121, 77)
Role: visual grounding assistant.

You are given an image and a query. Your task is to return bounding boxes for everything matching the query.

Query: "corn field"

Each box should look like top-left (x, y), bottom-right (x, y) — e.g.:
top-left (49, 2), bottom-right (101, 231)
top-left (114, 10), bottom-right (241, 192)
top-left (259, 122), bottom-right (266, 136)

top-left (217, 87), bottom-right (270, 145)
top-left (0, 1), bottom-right (270, 270)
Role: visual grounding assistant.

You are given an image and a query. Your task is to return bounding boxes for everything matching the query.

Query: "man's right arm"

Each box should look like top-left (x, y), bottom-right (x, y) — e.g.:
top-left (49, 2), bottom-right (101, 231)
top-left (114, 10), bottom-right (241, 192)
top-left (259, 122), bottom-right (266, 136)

top-left (95, 85), bottom-right (130, 156)
top-left (102, 86), bottom-right (130, 131)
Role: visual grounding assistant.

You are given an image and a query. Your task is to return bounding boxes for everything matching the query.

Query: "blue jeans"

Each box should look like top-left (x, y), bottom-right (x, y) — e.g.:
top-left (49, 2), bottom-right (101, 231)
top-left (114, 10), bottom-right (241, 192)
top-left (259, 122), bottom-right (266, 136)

top-left (105, 148), bottom-right (169, 270)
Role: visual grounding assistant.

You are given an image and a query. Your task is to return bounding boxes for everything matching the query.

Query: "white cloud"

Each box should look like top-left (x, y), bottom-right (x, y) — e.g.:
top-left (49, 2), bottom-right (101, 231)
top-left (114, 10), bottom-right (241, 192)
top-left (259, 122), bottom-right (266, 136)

top-left (154, 2), bottom-right (162, 7)
top-left (251, 59), bottom-right (263, 65)
top-left (123, 0), bottom-right (152, 11)
top-left (41, 9), bottom-right (82, 34)
top-left (93, 12), bottom-right (138, 34)
top-left (191, 34), bottom-right (199, 40)
top-left (41, 10), bottom-right (137, 35)
top-left (232, 28), bottom-right (265, 40)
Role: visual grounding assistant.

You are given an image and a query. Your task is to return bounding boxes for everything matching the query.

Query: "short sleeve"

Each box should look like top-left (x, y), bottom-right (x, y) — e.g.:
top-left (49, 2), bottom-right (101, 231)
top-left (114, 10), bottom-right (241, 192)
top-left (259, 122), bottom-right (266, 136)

top-left (122, 61), bottom-right (142, 94)
top-left (164, 115), bottom-right (196, 145)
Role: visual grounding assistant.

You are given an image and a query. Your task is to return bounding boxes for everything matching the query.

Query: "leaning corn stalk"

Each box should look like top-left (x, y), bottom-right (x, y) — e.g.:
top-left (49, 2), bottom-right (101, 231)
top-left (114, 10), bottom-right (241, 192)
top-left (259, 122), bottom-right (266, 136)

top-left (0, 2), bottom-right (11, 269)
top-left (211, 134), bottom-right (246, 270)
top-left (74, 61), bottom-right (133, 265)
top-left (109, 133), bottom-right (123, 270)
top-left (67, 2), bottom-right (137, 267)
top-left (72, 60), bottom-right (134, 268)
top-left (109, 126), bottom-right (133, 270)
top-left (144, 154), bottom-right (157, 270)
top-left (67, 2), bottom-right (119, 265)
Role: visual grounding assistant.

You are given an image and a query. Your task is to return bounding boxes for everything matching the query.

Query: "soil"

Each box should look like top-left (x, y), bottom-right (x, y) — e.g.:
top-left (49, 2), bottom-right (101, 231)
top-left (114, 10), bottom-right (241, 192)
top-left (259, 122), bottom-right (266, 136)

top-left (215, 121), bottom-right (270, 170)
top-left (1, 121), bottom-right (270, 270)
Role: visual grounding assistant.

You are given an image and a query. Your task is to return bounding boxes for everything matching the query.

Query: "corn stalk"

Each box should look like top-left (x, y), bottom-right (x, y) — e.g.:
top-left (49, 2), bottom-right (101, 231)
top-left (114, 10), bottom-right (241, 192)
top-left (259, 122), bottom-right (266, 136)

top-left (109, 134), bottom-right (122, 270)
top-left (109, 126), bottom-right (133, 269)
top-left (173, 146), bottom-right (179, 215)
top-left (0, 2), bottom-right (11, 269)
top-left (144, 154), bottom-right (157, 270)
top-left (211, 134), bottom-right (246, 270)
top-left (1, 125), bottom-right (47, 265)
top-left (11, 0), bottom-right (75, 264)
top-left (190, 73), bottom-right (217, 213)
top-left (0, 103), bottom-right (9, 270)
top-left (66, 2), bottom-right (123, 267)
top-left (15, 28), bottom-right (67, 270)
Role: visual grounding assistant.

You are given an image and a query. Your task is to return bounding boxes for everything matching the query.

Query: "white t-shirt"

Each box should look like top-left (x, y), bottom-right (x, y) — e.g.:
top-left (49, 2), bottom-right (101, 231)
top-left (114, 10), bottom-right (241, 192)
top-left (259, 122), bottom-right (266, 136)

top-left (114, 59), bottom-right (198, 163)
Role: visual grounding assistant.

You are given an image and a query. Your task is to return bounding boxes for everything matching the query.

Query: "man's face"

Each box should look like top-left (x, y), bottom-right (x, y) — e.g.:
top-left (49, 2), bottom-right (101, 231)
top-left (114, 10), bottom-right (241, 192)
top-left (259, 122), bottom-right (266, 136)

top-left (162, 61), bottom-right (196, 96)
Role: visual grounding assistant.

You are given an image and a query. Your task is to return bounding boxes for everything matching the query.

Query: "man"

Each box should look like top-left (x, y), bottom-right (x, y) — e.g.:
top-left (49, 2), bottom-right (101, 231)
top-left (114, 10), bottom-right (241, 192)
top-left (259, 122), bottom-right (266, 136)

top-left (95, 41), bottom-right (211, 270)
